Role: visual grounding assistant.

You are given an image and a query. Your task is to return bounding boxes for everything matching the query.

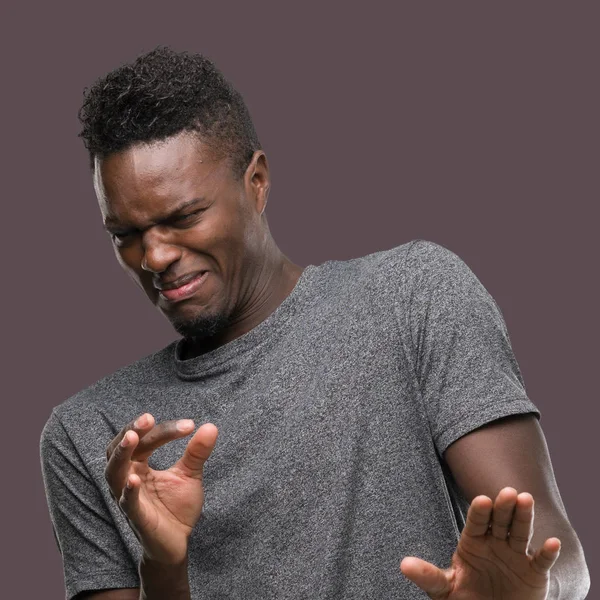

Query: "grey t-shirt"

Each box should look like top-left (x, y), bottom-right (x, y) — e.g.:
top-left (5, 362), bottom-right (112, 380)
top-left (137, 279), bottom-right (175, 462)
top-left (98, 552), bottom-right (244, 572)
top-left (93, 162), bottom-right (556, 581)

top-left (41, 239), bottom-right (540, 599)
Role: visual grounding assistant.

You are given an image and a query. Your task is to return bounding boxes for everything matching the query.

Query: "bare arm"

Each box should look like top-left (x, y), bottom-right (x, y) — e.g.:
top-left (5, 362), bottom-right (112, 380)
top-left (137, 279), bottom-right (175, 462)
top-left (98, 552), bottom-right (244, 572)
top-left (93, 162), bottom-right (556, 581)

top-left (444, 414), bottom-right (590, 599)
top-left (76, 589), bottom-right (139, 599)
top-left (74, 556), bottom-right (189, 600)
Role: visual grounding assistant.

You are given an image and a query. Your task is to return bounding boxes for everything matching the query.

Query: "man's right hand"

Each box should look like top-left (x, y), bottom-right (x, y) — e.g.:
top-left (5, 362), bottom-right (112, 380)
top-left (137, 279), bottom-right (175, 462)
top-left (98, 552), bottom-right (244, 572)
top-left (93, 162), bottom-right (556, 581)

top-left (104, 414), bottom-right (219, 566)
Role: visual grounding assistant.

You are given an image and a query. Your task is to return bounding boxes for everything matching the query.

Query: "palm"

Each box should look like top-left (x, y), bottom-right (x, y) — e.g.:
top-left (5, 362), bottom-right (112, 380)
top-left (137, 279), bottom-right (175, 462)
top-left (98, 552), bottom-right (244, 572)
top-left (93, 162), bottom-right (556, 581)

top-left (401, 488), bottom-right (560, 599)
top-left (127, 461), bottom-right (206, 553)
top-left (450, 532), bottom-right (549, 598)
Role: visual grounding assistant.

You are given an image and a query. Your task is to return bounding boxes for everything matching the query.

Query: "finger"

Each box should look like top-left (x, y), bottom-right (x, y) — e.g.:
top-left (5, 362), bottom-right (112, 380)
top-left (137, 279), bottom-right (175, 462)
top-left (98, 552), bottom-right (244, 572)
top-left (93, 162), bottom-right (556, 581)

top-left (532, 538), bottom-right (561, 574)
top-left (508, 492), bottom-right (534, 554)
top-left (131, 418), bottom-right (196, 461)
top-left (106, 413), bottom-right (156, 461)
top-left (462, 495), bottom-right (493, 538)
top-left (173, 423), bottom-right (219, 478)
top-left (119, 473), bottom-right (145, 526)
top-left (491, 487), bottom-right (518, 541)
top-left (105, 429), bottom-right (140, 498)
top-left (400, 557), bottom-right (451, 598)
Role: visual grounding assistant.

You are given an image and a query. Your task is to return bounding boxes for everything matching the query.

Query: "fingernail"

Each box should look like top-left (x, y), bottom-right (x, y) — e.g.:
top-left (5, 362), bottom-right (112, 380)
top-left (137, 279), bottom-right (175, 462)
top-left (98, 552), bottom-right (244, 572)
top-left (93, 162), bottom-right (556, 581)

top-left (121, 433), bottom-right (130, 447)
top-left (177, 419), bottom-right (194, 432)
top-left (134, 414), bottom-right (147, 428)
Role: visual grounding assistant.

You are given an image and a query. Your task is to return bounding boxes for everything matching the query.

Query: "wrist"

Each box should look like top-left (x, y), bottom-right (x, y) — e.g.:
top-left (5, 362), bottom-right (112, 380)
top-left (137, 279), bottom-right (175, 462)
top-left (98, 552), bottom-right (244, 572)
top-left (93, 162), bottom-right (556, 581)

top-left (139, 553), bottom-right (191, 600)
top-left (141, 549), bottom-right (189, 567)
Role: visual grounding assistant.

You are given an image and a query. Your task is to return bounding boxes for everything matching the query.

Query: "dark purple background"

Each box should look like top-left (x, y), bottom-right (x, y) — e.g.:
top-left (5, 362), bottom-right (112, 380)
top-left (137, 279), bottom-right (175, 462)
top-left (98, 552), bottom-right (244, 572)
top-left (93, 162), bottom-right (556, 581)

top-left (4, 3), bottom-right (597, 596)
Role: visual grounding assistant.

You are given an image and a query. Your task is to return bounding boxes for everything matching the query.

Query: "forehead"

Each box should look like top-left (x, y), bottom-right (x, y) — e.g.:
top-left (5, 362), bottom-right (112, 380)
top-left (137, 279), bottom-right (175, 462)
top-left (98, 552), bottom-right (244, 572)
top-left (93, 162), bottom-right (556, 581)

top-left (94, 133), bottom-right (230, 221)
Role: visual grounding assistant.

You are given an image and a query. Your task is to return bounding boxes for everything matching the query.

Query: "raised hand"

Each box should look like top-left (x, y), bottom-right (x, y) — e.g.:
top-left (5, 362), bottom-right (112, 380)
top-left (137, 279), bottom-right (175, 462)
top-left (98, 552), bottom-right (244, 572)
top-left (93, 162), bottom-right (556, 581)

top-left (400, 487), bottom-right (561, 599)
top-left (104, 413), bottom-right (218, 565)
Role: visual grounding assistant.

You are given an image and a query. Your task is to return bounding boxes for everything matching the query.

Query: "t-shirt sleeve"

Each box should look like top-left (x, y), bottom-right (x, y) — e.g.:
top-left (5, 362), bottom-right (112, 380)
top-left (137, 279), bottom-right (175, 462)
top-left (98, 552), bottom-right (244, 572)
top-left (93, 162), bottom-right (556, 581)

top-left (40, 410), bottom-right (140, 599)
top-left (399, 239), bottom-right (540, 456)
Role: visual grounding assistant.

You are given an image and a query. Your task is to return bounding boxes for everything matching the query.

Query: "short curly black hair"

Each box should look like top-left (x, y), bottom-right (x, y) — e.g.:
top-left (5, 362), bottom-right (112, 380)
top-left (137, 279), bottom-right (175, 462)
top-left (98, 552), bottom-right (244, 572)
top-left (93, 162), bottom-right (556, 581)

top-left (78, 46), bottom-right (261, 178)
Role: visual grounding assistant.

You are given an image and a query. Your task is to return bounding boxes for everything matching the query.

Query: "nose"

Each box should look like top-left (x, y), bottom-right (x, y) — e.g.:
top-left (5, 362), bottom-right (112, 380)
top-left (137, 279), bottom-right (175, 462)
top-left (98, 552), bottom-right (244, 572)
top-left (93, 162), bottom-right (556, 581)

top-left (140, 227), bottom-right (182, 273)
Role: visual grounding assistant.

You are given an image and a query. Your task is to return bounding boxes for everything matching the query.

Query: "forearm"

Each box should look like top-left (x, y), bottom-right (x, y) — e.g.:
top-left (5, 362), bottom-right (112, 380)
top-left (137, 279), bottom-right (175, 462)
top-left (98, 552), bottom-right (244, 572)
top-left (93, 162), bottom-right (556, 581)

top-left (139, 554), bottom-right (191, 600)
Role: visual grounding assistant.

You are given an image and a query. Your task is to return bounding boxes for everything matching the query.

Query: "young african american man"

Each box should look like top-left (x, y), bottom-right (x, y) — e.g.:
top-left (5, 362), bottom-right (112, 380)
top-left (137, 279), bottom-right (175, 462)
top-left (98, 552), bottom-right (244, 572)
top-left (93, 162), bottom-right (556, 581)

top-left (41, 47), bottom-right (590, 600)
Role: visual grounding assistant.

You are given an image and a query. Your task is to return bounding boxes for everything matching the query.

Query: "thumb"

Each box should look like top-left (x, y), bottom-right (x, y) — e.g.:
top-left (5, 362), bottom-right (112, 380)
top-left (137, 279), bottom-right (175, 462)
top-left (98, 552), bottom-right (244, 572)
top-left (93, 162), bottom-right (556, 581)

top-left (400, 557), bottom-right (452, 599)
top-left (174, 423), bottom-right (219, 477)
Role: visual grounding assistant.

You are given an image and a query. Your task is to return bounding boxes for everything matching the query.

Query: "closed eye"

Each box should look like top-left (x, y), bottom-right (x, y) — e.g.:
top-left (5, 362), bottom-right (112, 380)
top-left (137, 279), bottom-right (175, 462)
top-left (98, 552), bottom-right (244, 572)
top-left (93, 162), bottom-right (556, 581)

top-left (109, 230), bottom-right (137, 246)
top-left (105, 220), bottom-right (140, 241)
top-left (170, 209), bottom-right (205, 227)
top-left (106, 208), bottom-right (206, 244)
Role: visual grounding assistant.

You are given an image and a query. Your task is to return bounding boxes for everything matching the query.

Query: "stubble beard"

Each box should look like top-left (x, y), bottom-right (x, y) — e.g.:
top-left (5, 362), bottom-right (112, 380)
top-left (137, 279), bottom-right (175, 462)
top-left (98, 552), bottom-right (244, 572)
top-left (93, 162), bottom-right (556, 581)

top-left (170, 309), bottom-right (231, 342)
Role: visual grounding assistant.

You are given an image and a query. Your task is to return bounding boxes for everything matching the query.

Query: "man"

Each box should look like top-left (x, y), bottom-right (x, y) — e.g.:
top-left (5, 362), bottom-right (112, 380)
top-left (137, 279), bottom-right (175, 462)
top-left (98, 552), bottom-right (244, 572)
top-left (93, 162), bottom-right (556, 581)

top-left (40, 47), bottom-right (589, 599)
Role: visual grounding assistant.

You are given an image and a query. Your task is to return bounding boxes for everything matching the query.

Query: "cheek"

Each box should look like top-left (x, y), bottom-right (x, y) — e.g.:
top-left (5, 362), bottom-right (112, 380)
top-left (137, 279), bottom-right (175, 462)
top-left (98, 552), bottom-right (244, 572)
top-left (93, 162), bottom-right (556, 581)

top-left (219, 202), bottom-right (257, 247)
top-left (184, 213), bottom-right (245, 253)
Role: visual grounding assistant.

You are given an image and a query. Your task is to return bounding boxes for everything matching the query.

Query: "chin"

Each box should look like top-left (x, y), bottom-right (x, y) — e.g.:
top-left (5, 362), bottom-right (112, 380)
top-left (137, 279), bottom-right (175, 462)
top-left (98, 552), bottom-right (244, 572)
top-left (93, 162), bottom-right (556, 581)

top-left (169, 310), bottom-right (231, 341)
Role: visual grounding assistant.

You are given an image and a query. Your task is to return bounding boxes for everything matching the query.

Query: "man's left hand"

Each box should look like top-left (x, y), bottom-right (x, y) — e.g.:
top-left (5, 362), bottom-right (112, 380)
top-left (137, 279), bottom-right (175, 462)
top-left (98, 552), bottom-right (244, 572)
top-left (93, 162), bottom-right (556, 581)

top-left (400, 487), bottom-right (561, 599)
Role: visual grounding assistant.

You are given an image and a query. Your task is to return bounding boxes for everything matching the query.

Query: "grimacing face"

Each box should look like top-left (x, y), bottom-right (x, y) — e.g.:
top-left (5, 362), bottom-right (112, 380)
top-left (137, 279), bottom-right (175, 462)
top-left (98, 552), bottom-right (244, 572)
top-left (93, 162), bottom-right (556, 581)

top-left (94, 131), bottom-right (270, 340)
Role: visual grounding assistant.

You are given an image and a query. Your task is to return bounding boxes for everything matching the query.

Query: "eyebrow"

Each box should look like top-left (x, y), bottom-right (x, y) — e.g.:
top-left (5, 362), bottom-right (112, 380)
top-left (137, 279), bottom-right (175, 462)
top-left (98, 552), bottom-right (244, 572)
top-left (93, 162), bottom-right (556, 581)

top-left (103, 197), bottom-right (206, 232)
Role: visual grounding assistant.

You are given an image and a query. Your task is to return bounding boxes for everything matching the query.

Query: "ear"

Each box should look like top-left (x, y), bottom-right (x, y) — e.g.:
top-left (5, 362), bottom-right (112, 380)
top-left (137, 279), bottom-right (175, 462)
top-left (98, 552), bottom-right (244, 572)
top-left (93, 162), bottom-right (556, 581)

top-left (243, 150), bottom-right (270, 216)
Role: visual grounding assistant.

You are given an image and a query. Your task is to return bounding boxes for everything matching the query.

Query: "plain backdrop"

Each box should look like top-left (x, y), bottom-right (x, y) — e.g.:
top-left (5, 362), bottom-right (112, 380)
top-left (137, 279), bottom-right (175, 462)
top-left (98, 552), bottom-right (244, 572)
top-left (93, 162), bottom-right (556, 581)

top-left (2, 2), bottom-right (597, 597)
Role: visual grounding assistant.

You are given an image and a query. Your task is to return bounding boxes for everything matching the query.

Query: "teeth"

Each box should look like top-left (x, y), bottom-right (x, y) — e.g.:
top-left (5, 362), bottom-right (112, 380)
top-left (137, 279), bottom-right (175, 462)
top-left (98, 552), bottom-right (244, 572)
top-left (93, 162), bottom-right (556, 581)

top-left (159, 271), bottom-right (206, 291)
top-left (172, 274), bottom-right (197, 289)
top-left (177, 276), bottom-right (193, 287)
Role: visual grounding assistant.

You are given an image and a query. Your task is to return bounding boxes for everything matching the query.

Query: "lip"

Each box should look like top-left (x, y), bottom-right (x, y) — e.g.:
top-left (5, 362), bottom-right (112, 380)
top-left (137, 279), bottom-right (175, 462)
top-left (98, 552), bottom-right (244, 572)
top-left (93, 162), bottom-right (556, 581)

top-left (158, 271), bottom-right (209, 303)
top-left (156, 270), bottom-right (206, 291)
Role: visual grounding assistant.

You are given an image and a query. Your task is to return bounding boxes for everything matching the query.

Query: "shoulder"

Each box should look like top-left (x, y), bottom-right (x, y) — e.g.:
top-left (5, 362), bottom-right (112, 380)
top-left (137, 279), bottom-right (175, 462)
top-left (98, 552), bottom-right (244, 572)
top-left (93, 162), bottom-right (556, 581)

top-left (331, 240), bottom-right (496, 336)
top-left (355, 238), bottom-right (467, 278)
top-left (302, 239), bottom-right (467, 327)
top-left (402, 239), bottom-right (476, 282)
top-left (41, 341), bottom-right (177, 454)
top-left (321, 238), bottom-right (468, 295)
top-left (394, 239), bottom-right (491, 305)
top-left (310, 239), bottom-right (434, 282)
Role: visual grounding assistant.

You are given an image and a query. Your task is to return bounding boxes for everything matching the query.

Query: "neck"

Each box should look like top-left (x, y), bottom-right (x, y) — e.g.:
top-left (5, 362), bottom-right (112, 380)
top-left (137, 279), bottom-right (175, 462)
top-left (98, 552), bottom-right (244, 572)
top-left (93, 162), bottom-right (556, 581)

top-left (180, 244), bottom-right (304, 360)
